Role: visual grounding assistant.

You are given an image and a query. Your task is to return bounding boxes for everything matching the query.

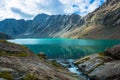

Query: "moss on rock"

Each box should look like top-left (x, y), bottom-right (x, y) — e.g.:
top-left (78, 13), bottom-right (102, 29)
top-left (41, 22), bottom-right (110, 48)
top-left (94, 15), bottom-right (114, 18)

top-left (98, 52), bottom-right (106, 56)
top-left (0, 72), bottom-right (13, 80)
top-left (22, 74), bottom-right (39, 80)
top-left (0, 51), bottom-right (29, 57)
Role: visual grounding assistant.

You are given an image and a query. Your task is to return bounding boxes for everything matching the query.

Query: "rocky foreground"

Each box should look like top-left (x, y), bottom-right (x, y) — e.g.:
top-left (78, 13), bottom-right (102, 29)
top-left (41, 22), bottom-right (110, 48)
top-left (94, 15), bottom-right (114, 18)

top-left (0, 40), bottom-right (85, 80)
top-left (74, 45), bottom-right (120, 80)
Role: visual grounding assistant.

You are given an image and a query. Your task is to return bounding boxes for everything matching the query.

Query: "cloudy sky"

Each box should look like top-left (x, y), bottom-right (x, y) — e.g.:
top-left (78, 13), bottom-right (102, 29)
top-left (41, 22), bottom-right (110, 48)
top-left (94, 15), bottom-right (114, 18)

top-left (0, 0), bottom-right (105, 20)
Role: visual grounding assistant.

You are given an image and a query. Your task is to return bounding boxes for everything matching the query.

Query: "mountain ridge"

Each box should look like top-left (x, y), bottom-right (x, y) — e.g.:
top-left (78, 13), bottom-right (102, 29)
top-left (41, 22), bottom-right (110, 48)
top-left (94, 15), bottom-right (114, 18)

top-left (62, 0), bottom-right (120, 39)
top-left (0, 0), bottom-right (119, 39)
top-left (0, 14), bottom-right (85, 38)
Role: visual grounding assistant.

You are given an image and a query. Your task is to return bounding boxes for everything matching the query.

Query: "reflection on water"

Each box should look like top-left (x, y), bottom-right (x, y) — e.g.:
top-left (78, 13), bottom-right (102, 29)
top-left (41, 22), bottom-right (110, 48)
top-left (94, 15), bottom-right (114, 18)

top-left (8, 38), bottom-right (120, 59)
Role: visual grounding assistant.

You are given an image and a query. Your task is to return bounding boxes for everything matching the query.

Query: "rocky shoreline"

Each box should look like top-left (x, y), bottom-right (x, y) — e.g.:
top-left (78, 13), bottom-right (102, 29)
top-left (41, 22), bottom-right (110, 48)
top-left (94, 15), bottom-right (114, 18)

top-left (0, 40), bottom-right (85, 80)
top-left (74, 45), bottom-right (120, 80)
top-left (0, 40), bottom-right (120, 80)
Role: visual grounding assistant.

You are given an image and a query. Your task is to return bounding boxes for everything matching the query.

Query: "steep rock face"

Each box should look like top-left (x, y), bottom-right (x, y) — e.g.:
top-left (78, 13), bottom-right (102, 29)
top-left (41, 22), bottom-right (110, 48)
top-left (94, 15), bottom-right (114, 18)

top-left (0, 40), bottom-right (85, 80)
top-left (0, 14), bottom-right (84, 38)
top-left (20, 14), bottom-right (85, 38)
top-left (63, 0), bottom-right (120, 39)
top-left (0, 32), bottom-right (12, 39)
top-left (87, 0), bottom-right (120, 27)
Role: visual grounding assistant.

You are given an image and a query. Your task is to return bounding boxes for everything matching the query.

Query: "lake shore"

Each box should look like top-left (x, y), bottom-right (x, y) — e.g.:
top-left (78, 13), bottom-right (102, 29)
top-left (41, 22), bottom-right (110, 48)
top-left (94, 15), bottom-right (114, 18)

top-left (7, 39), bottom-right (120, 80)
top-left (0, 40), bottom-right (85, 80)
top-left (74, 45), bottom-right (120, 80)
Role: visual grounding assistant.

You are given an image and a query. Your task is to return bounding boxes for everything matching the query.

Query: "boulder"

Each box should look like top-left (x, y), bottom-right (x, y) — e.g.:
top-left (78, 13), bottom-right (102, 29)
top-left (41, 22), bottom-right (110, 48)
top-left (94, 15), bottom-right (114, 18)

top-left (75, 45), bottom-right (120, 80)
top-left (89, 60), bottom-right (120, 80)
top-left (74, 54), bottom-right (106, 75)
top-left (105, 45), bottom-right (120, 59)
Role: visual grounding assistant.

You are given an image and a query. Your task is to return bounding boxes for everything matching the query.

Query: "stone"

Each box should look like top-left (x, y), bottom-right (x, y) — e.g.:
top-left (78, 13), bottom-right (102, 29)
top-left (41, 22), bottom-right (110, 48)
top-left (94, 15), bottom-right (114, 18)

top-left (105, 45), bottom-right (120, 59)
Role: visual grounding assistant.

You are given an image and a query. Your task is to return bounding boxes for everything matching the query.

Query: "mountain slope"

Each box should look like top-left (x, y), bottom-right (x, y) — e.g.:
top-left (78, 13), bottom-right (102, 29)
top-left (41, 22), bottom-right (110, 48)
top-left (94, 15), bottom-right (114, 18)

top-left (0, 14), bottom-right (84, 38)
top-left (0, 40), bottom-right (84, 80)
top-left (20, 14), bottom-right (84, 38)
top-left (63, 0), bottom-right (120, 39)
top-left (0, 32), bottom-right (12, 39)
top-left (0, 19), bottom-right (28, 37)
top-left (0, 0), bottom-right (119, 39)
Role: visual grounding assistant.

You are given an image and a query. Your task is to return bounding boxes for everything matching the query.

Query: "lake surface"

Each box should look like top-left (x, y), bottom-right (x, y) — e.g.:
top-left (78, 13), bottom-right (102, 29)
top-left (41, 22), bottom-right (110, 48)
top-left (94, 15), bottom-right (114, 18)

top-left (8, 38), bottom-right (120, 59)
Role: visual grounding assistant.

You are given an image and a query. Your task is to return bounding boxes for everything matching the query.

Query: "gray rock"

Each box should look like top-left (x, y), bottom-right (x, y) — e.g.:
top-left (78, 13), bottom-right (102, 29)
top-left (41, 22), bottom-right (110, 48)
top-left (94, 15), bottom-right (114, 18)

top-left (89, 60), bottom-right (120, 80)
top-left (74, 54), bottom-right (105, 74)
top-left (75, 44), bottom-right (120, 80)
top-left (105, 45), bottom-right (120, 59)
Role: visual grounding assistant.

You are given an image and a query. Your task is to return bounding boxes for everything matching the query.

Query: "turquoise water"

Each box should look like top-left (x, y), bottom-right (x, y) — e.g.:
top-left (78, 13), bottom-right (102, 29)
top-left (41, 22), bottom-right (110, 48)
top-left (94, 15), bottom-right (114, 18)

top-left (8, 38), bottom-right (120, 59)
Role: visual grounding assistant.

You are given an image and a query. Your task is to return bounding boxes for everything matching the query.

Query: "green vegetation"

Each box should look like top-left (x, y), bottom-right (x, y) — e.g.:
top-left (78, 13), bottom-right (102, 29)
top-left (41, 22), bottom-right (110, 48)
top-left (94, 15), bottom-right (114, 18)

top-left (37, 53), bottom-right (47, 60)
top-left (37, 53), bottom-right (65, 69)
top-left (0, 40), bottom-right (30, 57)
top-left (0, 72), bottom-right (13, 80)
top-left (21, 45), bottom-right (29, 51)
top-left (0, 40), bottom-right (8, 43)
top-left (13, 53), bottom-right (29, 57)
top-left (96, 56), bottom-right (104, 60)
top-left (23, 74), bottom-right (39, 80)
top-left (98, 52), bottom-right (106, 56)
top-left (83, 57), bottom-right (90, 61)
top-left (50, 60), bottom-right (64, 69)
top-left (0, 51), bottom-right (29, 57)
top-left (74, 57), bottom-right (91, 65)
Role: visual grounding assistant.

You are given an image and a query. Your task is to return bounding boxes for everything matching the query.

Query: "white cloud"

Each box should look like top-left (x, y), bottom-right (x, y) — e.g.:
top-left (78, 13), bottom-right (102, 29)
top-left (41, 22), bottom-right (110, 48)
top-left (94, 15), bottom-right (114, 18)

top-left (0, 0), bottom-right (105, 20)
top-left (59, 0), bottom-right (105, 16)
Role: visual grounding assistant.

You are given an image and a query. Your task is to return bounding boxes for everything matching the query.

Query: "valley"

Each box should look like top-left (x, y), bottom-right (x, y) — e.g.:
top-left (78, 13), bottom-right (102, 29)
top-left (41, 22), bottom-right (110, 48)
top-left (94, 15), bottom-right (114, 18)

top-left (0, 0), bottom-right (120, 80)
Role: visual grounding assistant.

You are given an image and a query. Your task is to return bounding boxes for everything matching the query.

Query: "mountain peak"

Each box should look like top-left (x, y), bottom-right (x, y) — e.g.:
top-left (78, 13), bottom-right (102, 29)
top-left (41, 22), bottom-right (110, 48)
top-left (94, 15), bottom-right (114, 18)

top-left (34, 13), bottom-right (49, 18)
top-left (32, 13), bottom-right (50, 25)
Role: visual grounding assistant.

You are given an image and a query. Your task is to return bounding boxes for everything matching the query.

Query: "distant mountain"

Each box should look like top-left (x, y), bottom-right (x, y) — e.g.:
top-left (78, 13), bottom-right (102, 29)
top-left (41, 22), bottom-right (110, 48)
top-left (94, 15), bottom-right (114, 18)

top-left (0, 19), bottom-right (28, 37)
top-left (0, 0), bottom-right (119, 39)
top-left (0, 32), bottom-right (12, 39)
top-left (0, 14), bottom-right (84, 38)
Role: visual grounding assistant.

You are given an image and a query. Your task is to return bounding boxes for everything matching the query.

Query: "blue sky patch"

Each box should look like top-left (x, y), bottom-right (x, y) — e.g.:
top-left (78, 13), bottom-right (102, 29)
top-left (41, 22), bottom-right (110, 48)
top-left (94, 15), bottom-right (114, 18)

top-left (89, 0), bottom-right (95, 4)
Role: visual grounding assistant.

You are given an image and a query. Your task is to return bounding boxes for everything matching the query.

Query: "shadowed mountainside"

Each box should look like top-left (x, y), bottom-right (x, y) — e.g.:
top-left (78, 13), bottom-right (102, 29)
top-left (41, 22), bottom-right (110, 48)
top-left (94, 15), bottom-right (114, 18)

top-left (0, 32), bottom-right (12, 39)
top-left (0, 14), bottom-right (84, 38)
top-left (0, 0), bottom-right (119, 39)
